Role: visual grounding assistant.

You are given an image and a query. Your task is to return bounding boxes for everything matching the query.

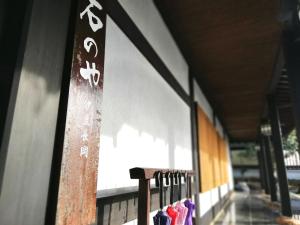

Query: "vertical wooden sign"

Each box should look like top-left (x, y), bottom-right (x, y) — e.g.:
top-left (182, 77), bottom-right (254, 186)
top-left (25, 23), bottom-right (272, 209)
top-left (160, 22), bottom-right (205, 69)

top-left (55, 0), bottom-right (106, 224)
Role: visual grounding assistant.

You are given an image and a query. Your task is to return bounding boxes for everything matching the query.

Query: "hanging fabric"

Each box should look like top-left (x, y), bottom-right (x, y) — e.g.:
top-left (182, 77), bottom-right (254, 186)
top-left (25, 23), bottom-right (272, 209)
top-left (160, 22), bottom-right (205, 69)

top-left (166, 207), bottom-right (178, 225)
top-left (184, 174), bottom-right (195, 225)
top-left (174, 173), bottom-right (188, 225)
top-left (166, 172), bottom-right (178, 225)
top-left (183, 200), bottom-right (195, 225)
top-left (153, 171), bottom-right (171, 225)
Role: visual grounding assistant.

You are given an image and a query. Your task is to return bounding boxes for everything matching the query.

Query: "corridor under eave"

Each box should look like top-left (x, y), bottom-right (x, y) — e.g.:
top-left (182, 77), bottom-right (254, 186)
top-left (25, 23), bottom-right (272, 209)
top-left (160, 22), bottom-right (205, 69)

top-left (155, 0), bottom-right (282, 141)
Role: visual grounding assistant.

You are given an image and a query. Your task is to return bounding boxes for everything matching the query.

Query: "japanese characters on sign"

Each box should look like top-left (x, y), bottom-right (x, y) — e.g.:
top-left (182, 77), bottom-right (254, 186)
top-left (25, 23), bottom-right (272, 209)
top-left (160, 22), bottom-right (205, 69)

top-left (78, 0), bottom-right (104, 159)
top-left (56, 0), bottom-right (106, 224)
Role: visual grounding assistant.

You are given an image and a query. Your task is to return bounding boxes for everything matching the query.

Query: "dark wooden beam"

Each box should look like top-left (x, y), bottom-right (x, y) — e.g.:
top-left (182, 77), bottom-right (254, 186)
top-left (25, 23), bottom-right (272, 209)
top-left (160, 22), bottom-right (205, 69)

top-left (258, 45), bottom-right (284, 141)
top-left (257, 150), bottom-right (266, 189)
top-left (189, 72), bottom-right (201, 223)
top-left (260, 137), bottom-right (271, 195)
top-left (263, 135), bottom-right (278, 201)
top-left (267, 45), bottom-right (285, 94)
top-left (0, 0), bottom-right (31, 147)
top-left (268, 94), bottom-right (292, 217)
top-left (0, 0), bottom-right (72, 223)
top-left (284, 32), bottom-right (300, 151)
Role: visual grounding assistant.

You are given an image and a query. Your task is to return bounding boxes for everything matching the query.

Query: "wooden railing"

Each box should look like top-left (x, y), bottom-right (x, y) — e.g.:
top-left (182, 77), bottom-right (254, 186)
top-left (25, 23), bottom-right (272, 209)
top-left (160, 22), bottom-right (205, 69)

top-left (129, 167), bottom-right (194, 225)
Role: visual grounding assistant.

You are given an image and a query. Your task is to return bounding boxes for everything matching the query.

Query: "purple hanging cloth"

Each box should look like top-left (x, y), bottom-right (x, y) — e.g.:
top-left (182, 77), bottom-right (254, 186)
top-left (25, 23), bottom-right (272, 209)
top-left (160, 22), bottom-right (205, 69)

top-left (184, 199), bottom-right (195, 225)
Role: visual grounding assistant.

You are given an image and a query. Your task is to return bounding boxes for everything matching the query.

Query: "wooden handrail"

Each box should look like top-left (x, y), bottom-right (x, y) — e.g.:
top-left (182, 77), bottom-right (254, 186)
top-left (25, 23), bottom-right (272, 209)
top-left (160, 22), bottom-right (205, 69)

top-left (130, 167), bottom-right (194, 225)
top-left (130, 167), bottom-right (195, 180)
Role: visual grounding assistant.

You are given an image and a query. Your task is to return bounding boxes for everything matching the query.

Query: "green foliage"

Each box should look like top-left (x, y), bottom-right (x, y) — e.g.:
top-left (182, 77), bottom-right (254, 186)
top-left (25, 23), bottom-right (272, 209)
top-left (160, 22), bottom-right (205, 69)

top-left (231, 143), bottom-right (258, 165)
top-left (239, 143), bottom-right (256, 158)
top-left (282, 130), bottom-right (298, 155)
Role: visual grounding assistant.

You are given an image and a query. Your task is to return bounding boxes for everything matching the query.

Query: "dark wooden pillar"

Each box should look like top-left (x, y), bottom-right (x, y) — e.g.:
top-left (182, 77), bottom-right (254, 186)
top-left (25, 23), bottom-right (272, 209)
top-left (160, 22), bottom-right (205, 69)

top-left (284, 34), bottom-right (300, 151)
top-left (0, 0), bottom-right (72, 224)
top-left (0, 0), bottom-right (30, 147)
top-left (47, 0), bottom-right (107, 224)
top-left (263, 136), bottom-right (278, 202)
top-left (268, 95), bottom-right (292, 217)
top-left (259, 137), bottom-right (270, 194)
top-left (138, 179), bottom-right (150, 225)
top-left (256, 149), bottom-right (265, 190)
top-left (188, 73), bottom-right (201, 224)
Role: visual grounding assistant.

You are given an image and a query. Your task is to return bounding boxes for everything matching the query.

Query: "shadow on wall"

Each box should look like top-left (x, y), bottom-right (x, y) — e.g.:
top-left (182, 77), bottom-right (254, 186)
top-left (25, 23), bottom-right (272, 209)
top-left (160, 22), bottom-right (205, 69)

top-left (97, 17), bottom-right (192, 191)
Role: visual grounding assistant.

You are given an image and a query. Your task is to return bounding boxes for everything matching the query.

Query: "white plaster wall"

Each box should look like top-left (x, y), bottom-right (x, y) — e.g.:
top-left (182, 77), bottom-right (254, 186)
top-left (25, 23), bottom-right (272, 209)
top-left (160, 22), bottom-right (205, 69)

top-left (193, 80), bottom-right (213, 123)
top-left (198, 191), bottom-right (212, 217)
top-left (97, 0), bottom-right (234, 221)
top-left (97, 17), bottom-right (192, 191)
top-left (220, 184), bottom-right (229, 198)
top-left (118, 0), bottom-right (189, 94)
top-left (211, 187), bottom-right (220, 205)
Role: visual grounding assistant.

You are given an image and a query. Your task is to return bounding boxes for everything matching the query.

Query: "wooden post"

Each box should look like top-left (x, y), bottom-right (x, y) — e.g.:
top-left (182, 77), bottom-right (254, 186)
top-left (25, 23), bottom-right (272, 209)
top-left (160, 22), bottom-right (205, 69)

top-left (188, 176), bottom-right (192, 199)
top-left (189, 72), bottom-right (200, 223)
top-left (268, 95), bottom-right (292, 217)
top-left (260, 137), bottom-right (271, 195)
top-left (0, 0), bottom-right (72, 224)
top-left (138, 179), bottom-right (150, 225)
top-left (48, 0), bottom-right (107, 224)
top-left (284, 34), bottom-right (300, 152)
top-left (256, 150), bottom-right (266, 190)
top-left (263, 135), bottom-right (278, 202)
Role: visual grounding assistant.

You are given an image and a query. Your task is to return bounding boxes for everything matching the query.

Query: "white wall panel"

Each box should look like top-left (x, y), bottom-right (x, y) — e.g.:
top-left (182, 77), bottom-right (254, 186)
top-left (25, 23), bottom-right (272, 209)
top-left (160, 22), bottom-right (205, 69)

top-left (193, 80), bottom-right (213, 123)
top-left (97, 17), bottom-right (192, 191)
top-left (220, 184), bottom-right (229, 197)
top-left (211, 187), bottom-right (220, 205)
top-left (119, 0), bottom-right (189, 93)
top-left (198, 191), bottom-right (212, 216)
top-left (98, 2), bottom-right (234, 222)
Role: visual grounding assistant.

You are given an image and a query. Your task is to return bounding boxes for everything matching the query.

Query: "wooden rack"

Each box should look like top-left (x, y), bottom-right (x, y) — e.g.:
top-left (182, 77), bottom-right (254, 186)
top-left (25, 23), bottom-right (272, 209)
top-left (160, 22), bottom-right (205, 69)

top-left (129, 167), bottom-right (195, 225)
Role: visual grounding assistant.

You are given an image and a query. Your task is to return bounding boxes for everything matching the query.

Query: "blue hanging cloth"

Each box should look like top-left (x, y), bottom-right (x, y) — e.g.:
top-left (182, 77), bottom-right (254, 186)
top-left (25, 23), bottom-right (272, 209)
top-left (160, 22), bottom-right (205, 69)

top-left (153, 210), bottom-right (172, 225)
